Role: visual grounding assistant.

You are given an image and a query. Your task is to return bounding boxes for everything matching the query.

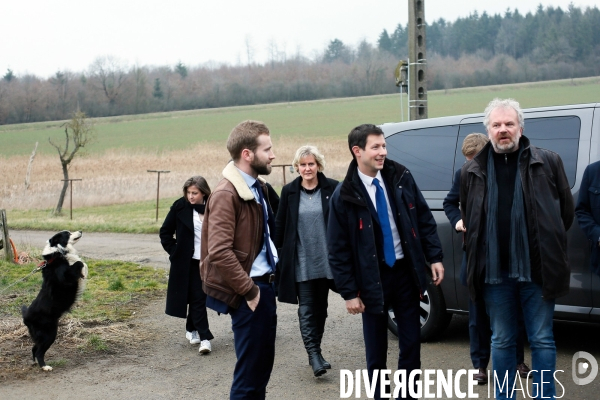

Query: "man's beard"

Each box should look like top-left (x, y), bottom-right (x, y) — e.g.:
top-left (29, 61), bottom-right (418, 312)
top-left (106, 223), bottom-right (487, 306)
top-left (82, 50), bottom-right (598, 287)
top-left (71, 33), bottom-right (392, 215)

top-left (251, 158), bottom-right (272, 175)
top-left (492, 138), bottom-right (518, 153)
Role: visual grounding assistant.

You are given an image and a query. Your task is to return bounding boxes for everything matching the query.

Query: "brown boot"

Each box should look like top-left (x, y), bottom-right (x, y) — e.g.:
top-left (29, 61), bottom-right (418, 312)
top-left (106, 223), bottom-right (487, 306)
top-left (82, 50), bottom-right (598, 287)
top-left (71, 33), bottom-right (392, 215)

top-left (474, 368), bottom-right (487, 385)
top-left (517, 363), bottom-right (531, 379)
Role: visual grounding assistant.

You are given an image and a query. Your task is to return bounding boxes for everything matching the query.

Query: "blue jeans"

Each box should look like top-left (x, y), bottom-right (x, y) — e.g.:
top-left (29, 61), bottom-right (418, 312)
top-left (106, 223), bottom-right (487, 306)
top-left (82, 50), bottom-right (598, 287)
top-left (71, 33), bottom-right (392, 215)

top-left (484, 273), bottom-right (556, 400)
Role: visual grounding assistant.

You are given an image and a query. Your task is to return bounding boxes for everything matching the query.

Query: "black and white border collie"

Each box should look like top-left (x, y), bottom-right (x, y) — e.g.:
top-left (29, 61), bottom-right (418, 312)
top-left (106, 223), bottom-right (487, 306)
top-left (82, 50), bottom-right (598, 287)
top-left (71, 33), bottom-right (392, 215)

top-left (21, 230), bottom-right (88, 371)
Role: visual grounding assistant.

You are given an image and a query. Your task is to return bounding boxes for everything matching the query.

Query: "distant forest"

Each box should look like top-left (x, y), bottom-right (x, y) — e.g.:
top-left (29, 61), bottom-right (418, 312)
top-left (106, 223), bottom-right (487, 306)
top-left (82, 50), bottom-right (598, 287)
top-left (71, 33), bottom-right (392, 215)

top-left (1, 5), bottom-right (599, 125)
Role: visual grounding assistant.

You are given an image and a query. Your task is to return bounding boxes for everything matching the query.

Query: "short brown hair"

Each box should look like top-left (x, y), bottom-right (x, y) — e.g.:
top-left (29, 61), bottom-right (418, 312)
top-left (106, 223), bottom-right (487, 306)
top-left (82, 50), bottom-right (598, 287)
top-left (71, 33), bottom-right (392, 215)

top-left (227, 120), bottom-right (270, 161)
top-left (183, 176), bottom-right (211, 201)
top-left (461, 133), bottom-right (489, 158)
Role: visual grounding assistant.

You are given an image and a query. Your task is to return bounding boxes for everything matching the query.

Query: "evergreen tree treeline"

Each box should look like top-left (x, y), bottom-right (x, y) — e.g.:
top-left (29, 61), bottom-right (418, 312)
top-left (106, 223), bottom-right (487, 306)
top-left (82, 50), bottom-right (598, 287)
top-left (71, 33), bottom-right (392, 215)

top-left (0, 5), bottom-right (598, 125)
top-left (380, 4), bottom-right (600, 64)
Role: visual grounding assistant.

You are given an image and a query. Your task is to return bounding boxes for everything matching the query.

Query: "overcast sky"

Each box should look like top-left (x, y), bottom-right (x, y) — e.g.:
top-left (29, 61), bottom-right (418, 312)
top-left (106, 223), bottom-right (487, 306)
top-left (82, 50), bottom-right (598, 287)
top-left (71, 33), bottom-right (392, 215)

top-left (2, 0), bottom-right (597, 78)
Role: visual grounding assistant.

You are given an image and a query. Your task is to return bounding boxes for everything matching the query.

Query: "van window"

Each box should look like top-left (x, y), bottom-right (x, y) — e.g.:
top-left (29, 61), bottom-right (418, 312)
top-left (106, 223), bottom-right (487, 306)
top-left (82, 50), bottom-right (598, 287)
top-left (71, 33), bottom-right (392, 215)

top-left (386, 125), bottom-right (458, 190)
top-left (524, 116), bottom-right (580, 187)
top-left (457, 116), bottom-right (580, 187)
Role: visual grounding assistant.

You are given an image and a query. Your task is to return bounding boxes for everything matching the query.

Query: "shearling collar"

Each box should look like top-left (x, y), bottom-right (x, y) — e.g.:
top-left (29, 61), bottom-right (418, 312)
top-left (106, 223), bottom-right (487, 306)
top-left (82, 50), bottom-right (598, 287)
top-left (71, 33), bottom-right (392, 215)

top-left (222, 161), bottom-right (266, 201)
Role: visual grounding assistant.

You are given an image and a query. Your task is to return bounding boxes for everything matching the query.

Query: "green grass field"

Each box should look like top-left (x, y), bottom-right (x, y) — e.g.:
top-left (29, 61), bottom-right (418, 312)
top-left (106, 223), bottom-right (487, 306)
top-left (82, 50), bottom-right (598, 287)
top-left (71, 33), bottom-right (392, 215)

top-left (2, 77), bottom-right (599, 233)
top-left (1, 77), bottom-right (598, 157)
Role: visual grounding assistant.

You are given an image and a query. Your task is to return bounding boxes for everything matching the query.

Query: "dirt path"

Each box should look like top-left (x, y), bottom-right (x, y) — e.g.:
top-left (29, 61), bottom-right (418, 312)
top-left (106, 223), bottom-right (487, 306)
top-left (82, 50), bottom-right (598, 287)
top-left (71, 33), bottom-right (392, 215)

top-left (9, 230), bottom-right (169, 269)
top-left (3, 230), bottom-right (600, 399)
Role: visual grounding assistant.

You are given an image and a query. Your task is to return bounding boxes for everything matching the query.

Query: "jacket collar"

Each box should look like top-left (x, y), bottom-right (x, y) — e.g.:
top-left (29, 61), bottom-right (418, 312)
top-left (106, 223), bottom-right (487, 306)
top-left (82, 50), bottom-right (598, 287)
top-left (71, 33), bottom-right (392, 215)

top-left (289, 172), bottom-right (333, 193)
top-left (469, 135), bottom-right (538, 174)
top-left (222, 161), bottom-right (266, 201)
top-left (176, 199), bottom-right (194, 232)
top-left (340, 158), bottom-right (406, 206)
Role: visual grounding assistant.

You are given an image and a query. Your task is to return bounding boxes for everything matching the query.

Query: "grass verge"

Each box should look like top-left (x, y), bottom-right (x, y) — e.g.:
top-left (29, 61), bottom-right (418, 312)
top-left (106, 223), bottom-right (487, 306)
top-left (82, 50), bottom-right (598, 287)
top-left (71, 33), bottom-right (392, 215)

top-left (0, 247), bottom-right (167, 378)
top-left (0, 258), bottom-right (168, 321)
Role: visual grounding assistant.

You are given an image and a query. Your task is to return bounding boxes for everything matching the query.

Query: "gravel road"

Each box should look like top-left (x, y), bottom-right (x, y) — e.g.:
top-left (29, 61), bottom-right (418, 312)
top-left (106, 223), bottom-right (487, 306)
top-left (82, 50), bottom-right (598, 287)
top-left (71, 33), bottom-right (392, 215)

top-left (3, 230), bottom-right (599, 399)
top-left (9, 229), bottom-right (169, 269)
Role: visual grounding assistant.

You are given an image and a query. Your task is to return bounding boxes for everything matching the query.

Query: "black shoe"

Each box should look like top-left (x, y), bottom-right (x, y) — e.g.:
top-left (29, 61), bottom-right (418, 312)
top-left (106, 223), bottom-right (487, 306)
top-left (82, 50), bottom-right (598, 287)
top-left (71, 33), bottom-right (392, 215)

top-left (309, 354), bottom-right (327, 377)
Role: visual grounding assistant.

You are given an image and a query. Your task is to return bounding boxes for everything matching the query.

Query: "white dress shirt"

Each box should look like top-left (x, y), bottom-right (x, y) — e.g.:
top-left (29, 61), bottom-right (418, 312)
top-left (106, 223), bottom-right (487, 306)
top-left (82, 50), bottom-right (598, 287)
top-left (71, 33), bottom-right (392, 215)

top-left (357, 168), bottom-right (404, 260)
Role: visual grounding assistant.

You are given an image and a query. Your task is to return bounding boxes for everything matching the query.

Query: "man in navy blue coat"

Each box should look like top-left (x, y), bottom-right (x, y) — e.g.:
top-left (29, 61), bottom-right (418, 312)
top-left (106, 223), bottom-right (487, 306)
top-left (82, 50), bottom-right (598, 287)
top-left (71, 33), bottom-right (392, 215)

top-left (575, 160), bottom-right (600, 276)
top-left (328, 124), bottom-right (444, 399)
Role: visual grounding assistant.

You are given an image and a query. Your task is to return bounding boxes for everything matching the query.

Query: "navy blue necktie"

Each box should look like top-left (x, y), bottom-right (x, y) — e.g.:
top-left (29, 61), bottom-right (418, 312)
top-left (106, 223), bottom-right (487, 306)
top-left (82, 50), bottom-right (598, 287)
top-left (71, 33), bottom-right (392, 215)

top-left (373, 178), bottom-right (396, 267)
top-left (252, 180), bottom-right (276, 272)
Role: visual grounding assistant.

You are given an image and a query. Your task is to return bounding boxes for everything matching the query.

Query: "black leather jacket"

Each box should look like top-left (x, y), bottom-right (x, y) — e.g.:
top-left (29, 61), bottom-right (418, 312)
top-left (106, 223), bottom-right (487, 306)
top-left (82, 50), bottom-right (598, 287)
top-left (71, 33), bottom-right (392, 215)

top-left (460, 136), bottom-right (574, 300)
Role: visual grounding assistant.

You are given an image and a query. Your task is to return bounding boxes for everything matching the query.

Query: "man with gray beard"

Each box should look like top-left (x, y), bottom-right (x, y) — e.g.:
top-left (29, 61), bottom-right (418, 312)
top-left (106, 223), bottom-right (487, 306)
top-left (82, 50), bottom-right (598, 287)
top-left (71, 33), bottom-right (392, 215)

top-left (460, 99), bottom-right (574, 399)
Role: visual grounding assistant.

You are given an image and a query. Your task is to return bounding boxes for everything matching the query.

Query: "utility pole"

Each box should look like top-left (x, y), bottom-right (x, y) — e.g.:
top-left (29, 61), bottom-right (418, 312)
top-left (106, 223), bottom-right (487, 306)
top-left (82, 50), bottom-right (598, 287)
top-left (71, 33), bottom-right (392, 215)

top-left (395, 60), bottom-right (409, 121)
top-left (408, 0), bottom-right (428, 120)
top-left (147, 170), bottom-right (170, 221)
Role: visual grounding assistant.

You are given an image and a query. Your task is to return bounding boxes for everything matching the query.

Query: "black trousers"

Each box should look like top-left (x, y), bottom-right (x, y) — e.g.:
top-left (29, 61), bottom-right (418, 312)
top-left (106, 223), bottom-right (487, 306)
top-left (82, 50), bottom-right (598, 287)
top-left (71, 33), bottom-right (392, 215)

top-left (185, 258), bottom-right (213, 340)
top-left (362, 258), bottom-right (420, 400)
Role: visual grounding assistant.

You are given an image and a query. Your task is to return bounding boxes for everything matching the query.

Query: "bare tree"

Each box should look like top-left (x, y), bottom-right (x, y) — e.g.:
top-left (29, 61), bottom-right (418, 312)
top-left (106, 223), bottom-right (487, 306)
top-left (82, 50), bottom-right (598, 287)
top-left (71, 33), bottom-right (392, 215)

top-left (50, 71), bottom-right (72, 119)
top-left (49, 111), bottom-right (94, 215)
top-left (245, 35), bottom-right (255, 66)
top-left (267, 39), bottom-right (278, 69)
top-left (132, 65), bottom-right (148, 113)
top-left (89, 56), bottom-right (128, 106)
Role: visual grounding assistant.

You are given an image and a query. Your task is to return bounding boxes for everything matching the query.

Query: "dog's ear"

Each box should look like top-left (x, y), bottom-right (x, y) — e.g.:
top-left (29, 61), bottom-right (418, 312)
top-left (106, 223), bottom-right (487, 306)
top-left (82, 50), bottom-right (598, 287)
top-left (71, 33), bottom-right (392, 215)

top-left (49, 231), bottom-right (71, 247)
top-left (48, 235), bottom-right (61, 247)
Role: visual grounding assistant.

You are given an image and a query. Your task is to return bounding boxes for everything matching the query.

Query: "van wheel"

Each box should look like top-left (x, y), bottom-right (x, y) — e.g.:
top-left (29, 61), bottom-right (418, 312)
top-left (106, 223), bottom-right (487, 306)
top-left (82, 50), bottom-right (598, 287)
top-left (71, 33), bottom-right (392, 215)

top-left (387, 276), bottom-right (452, 341)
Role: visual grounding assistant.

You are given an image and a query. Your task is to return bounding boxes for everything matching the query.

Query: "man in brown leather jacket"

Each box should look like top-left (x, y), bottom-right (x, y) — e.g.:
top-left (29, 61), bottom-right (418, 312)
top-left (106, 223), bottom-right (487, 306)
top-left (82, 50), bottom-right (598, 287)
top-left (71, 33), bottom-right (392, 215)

top-left (200, 120), bottom-right (278, 400)
top-left (460, 98), bottom-right (573, 400)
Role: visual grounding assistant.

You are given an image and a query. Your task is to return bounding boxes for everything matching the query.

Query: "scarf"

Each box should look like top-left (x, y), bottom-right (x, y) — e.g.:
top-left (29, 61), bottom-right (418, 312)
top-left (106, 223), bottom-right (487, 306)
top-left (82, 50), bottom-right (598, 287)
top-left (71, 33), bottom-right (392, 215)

top-left (485, 145), bottom-right (531, 284)
top-left (192, 203), bottom-right (205, 214)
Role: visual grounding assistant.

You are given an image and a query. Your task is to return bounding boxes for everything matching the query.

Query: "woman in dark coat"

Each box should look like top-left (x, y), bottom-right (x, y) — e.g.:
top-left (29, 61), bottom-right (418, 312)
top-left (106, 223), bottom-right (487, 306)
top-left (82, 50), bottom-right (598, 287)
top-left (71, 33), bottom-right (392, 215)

top-left (160, 176), bottom-right (214, 354)
top-left (274, 145), bottom-right (338, 377)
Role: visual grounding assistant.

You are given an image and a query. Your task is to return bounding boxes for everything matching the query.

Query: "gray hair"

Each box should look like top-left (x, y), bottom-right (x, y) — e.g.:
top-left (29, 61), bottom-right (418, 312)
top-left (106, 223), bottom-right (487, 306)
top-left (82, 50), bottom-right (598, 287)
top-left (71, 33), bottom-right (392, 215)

top-left (483, 98), bottom-right (524, 132)
top-left (292, 145), bottom-right (326, 173)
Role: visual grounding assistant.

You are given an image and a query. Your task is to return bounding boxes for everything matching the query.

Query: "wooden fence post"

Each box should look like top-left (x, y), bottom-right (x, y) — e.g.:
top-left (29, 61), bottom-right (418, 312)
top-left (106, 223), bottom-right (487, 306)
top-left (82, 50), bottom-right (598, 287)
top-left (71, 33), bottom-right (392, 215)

top-left (0, 209), bottom-right (15, 262)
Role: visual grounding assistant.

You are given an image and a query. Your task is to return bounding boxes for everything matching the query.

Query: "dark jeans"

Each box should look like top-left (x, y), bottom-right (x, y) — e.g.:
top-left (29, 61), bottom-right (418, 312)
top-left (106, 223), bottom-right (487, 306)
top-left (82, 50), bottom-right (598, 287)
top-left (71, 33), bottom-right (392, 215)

top-left (185, 259), bottom-right (213, 340)
top-left (230, 281), bottom-right (277, 400)
top-left (469, 295), bottom-right (492, 369)
top-left (362, 259), bottom-right (420, 400)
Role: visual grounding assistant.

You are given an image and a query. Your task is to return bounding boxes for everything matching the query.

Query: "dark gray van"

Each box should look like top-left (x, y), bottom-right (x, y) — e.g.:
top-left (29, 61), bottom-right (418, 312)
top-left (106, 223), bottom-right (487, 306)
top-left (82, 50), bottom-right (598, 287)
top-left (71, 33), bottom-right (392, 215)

top-left (381, 103), bottom-right (600, 341)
